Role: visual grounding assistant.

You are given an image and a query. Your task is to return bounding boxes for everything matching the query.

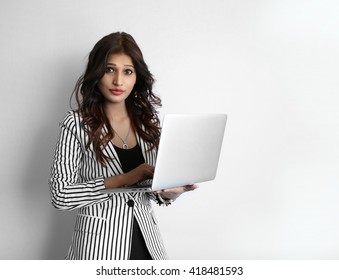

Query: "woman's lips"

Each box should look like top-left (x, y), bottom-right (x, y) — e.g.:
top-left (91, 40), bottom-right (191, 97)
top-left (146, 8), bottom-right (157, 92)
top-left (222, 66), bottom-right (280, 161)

top-left (110, 89), bottom-right (125, 95)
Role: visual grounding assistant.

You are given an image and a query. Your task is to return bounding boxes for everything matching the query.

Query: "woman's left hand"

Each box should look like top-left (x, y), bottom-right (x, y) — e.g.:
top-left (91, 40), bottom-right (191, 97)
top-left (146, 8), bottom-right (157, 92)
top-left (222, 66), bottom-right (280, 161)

top-left (156, 184), bottom-right (199, 201)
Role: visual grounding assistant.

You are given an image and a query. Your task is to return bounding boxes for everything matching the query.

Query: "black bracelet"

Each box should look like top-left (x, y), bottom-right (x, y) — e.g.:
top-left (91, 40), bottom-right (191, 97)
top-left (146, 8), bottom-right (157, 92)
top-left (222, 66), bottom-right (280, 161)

top-left (156, 193), bottom-right (173, 206)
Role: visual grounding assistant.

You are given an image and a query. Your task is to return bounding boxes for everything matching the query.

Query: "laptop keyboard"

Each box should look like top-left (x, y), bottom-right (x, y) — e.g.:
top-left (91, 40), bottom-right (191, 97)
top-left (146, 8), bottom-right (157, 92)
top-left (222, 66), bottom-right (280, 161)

top-left (136, 179), bottom-right (153, 187)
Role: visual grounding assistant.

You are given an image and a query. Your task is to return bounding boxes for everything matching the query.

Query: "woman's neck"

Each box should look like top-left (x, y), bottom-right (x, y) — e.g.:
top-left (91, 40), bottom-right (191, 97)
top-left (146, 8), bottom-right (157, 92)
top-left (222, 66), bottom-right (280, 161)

top-left (104, 102), bottom-right (129, 123)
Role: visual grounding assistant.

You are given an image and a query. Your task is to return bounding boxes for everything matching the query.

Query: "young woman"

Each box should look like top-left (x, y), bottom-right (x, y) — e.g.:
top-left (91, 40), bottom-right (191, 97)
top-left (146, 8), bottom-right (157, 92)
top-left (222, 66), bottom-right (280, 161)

top-left (49, 32), bottom-right (197, 260)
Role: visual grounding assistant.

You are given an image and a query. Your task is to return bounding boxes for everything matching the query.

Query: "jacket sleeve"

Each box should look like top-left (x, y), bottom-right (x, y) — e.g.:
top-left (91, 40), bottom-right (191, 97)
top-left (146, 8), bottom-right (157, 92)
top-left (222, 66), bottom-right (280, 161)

top-left (147, 192), bottom-right (159, 204)
top-left (49, 112), bottom-right (107, 211)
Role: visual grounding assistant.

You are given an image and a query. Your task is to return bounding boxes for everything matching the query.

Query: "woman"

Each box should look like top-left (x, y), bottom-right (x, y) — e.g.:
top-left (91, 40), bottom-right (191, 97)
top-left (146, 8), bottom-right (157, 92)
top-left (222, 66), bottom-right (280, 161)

top-left (49, 32), bottom-right (197, 260)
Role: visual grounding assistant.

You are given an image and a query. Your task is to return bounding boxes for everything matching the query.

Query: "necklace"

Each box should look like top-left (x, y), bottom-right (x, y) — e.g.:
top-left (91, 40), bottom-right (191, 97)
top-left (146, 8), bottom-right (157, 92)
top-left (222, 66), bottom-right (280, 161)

top-left (113, 125), bottom-right (131, 149)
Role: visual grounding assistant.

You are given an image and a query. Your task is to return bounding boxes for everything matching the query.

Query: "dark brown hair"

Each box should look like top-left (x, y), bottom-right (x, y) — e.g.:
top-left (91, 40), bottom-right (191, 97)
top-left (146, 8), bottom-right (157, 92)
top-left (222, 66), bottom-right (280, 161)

top-left (71, 32), bottom-right (162, 165)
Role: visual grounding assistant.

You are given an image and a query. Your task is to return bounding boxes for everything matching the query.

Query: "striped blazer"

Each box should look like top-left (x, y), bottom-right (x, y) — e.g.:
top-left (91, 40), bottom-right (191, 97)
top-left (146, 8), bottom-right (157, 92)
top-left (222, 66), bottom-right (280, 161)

top-left (49, 111), bottom-right (168, 260)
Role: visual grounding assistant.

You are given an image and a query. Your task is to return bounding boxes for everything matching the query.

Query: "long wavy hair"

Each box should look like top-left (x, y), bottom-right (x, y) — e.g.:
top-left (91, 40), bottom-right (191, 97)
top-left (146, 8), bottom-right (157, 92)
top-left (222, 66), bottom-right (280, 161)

top-left (71, 32), bottom-right (162, 165)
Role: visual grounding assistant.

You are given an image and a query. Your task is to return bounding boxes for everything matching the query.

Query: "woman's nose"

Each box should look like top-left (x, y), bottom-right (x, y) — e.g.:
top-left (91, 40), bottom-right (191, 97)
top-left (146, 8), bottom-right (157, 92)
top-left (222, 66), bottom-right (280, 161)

top-left (113, 73), bottom-right (123, 86)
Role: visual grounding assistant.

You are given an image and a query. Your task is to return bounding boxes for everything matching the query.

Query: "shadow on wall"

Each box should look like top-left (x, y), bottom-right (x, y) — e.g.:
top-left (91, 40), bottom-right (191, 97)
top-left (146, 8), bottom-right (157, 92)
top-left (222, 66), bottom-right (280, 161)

top-left (20, 56), bottom-right (81, 259)
top-left (21, 117), bottom-right (76, 259)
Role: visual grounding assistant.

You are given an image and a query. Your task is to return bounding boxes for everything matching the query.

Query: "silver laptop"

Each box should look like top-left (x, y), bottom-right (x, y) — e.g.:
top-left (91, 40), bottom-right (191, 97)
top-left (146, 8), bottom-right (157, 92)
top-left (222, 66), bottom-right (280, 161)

top-left (101, 113), bottom-right (227, 193)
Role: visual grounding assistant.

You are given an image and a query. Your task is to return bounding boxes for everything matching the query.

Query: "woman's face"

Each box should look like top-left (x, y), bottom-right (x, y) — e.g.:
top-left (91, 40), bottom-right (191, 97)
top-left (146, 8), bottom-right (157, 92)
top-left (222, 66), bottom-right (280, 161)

top-left (98, 53), bottom-right (137, 105)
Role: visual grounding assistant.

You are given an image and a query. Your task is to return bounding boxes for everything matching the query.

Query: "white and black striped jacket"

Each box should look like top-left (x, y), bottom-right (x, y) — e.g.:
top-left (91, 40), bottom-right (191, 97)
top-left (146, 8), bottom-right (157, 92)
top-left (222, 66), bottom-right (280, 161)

top-left (49, 111), bottom-right (168, 260)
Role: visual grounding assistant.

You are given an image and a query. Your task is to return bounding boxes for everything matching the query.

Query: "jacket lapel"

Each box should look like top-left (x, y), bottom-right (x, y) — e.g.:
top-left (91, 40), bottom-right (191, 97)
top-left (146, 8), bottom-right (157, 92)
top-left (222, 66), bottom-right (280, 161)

top-left (136, 133), bottom-right (157, 166)
top-left (101, 125), bottom-right (124, 176)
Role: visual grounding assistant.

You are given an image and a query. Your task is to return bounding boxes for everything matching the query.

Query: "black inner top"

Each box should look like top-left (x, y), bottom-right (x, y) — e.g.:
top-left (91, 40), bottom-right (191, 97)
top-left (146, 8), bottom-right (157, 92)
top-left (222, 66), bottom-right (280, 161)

top-left (114, 144), bottom-right (145, 172)
top-left (113, 144), bottom-right (152, 260)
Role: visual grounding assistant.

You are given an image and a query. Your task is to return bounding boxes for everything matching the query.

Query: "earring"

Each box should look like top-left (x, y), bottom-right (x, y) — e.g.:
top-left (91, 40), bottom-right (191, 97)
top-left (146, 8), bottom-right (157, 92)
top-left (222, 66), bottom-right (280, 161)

top-left (141, 91), bottom-right (148, 99)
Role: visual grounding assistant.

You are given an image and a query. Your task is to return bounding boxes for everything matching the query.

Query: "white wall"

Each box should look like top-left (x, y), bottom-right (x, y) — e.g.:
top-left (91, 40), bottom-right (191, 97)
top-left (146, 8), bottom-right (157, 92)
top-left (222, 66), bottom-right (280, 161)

top-left (0, 0), bottom-right (338, 259)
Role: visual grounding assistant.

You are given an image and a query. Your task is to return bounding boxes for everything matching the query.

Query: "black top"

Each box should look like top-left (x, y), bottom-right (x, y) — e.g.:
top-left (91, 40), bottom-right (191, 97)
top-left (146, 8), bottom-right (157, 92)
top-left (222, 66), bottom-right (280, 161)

top-left (114, 144), bottom-right (145, 173)
top-left (114, 144), bottom-right (152, 260)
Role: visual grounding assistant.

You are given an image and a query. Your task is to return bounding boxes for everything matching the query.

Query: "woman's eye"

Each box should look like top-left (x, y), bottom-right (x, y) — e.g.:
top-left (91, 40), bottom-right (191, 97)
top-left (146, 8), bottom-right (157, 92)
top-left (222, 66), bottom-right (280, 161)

top-left (125, 69), bottom-right (134, 75)
top-left (105, 67), bottom-right (114, 73)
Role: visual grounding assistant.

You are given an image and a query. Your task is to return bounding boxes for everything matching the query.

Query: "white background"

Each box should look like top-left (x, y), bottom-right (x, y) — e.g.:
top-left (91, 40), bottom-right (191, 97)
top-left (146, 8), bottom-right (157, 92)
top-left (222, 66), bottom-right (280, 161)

top-left (0, 0), bottom-right (338, 259)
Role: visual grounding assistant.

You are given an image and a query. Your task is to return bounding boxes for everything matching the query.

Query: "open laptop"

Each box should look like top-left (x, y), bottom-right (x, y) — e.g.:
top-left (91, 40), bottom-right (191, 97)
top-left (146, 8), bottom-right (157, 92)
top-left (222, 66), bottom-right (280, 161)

top-left (101, 113), bottom-right (227, 193)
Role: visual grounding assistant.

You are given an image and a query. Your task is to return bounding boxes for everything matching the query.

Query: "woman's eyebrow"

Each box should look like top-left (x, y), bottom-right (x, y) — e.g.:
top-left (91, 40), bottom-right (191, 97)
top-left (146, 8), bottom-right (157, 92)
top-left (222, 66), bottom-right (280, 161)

top-left (106, 62), bottom-right (134, 68)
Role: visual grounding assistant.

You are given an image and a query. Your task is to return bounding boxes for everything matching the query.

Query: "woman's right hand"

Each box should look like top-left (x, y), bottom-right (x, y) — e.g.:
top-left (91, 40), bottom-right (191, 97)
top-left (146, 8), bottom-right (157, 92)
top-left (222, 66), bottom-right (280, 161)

top-left (104, 163), bottom-right (154, 189)
top-left (127, 163), bottom-right (154, 185)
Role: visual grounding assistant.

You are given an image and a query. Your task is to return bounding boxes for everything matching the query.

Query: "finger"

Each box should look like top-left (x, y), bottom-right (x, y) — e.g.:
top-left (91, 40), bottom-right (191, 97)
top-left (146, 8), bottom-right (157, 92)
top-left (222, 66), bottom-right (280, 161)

top-left (157, 187), bottom-right (179, 194)
top-left (184, 184), bottom-right (199, 191)
top-left (148, 165), bottom-right (155, 174)
top-left (156, 184), bottom-right (198, 194)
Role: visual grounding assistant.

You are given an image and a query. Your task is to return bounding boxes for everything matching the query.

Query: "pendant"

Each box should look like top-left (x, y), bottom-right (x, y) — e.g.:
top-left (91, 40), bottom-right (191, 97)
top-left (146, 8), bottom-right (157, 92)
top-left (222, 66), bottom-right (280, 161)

top-left (122, 143), bottom-right (129, 150)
